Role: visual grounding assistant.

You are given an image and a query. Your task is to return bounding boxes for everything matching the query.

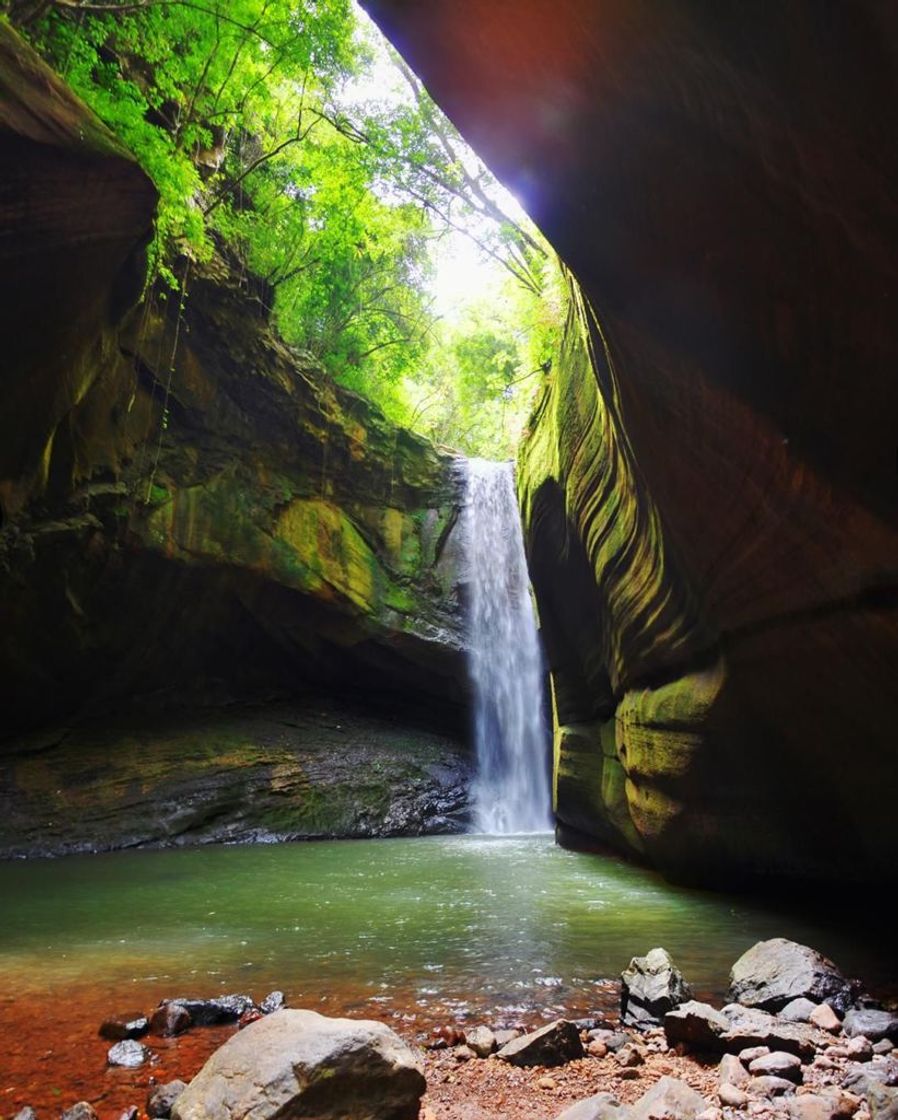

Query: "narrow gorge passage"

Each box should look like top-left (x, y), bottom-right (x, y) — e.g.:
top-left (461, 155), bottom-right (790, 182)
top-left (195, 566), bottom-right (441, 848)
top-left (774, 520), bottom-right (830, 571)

top-left (463, 459), bottom-right (552, 834)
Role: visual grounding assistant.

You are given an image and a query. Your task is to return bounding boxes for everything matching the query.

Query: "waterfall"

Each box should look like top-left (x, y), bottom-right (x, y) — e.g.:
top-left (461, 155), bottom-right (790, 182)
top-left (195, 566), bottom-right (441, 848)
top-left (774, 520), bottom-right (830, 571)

top-left (463, 458), bottom-right (552, 834)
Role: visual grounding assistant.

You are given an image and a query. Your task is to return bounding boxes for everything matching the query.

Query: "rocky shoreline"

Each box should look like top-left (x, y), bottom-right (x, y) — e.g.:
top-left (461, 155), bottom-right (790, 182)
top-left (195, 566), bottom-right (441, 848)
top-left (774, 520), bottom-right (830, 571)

top-left (7, 939), bottom-right (896, 1120)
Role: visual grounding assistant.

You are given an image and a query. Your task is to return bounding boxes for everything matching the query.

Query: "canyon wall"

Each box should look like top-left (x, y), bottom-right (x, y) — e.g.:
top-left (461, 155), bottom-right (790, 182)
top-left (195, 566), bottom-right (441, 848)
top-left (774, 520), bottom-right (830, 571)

top-left (0, 26), bottom-right (470, 851)
top-left (365, 0), bottom-right (898, 885)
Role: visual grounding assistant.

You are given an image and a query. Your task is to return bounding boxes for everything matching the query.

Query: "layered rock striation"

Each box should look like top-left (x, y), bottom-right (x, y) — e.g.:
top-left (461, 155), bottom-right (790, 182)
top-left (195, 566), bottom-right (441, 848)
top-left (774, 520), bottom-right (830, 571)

top-left (365, 0), bottom-right (898, 885)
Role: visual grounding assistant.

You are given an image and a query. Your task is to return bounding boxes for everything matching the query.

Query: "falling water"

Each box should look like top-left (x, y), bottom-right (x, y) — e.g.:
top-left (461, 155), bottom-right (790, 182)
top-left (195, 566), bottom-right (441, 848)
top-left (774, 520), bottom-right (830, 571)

top-left (463, 458), bottom-right (552, 833)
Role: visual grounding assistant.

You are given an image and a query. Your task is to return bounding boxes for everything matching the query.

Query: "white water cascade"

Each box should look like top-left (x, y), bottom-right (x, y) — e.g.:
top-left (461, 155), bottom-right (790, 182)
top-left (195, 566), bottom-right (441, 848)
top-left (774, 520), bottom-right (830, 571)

top-left (463, 458), bottom-right (553, 834)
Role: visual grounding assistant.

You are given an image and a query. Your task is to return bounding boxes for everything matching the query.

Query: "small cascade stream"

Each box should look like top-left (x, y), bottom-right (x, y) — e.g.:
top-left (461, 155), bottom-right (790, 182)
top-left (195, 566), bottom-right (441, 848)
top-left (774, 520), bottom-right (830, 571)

top-left (462, 458), bottom-right (552, 833)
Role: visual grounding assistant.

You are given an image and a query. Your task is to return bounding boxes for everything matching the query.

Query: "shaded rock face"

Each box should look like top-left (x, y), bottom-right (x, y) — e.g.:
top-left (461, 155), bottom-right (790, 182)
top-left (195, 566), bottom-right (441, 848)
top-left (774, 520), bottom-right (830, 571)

top-left (0, 700), bottom-right (471, 857)
top-left (364, 0), bottom-right (898, 886)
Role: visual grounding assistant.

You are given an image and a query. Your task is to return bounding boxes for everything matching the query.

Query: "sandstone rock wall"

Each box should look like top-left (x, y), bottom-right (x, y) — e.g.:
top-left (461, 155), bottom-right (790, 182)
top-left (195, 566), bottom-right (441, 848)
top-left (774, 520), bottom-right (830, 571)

top-left (365, 0), bottom-right (898, 885)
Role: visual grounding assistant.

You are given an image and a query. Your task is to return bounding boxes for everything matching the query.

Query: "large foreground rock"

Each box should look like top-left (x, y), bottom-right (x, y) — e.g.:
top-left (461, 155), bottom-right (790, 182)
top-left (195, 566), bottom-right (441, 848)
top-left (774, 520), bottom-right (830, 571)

top-left (171, 1009), bottom-right (425, 1120)
top-left (621, 948), bottom-right (693, 1028)
top-left (630, 1078), bottom-right (708, 1120)
top-left (729, 940), bottom-right (859, 1013)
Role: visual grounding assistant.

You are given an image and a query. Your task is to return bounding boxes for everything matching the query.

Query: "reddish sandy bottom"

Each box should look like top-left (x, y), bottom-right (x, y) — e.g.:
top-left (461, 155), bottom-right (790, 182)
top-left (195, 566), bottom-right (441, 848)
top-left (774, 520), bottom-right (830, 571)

top-left (0, 976), bottom-right (655, 1120)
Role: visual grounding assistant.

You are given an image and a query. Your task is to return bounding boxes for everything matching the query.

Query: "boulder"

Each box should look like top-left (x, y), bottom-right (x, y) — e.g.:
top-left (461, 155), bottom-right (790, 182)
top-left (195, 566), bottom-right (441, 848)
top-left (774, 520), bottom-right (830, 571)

top-left (630, 1077), bottom-right (709, 1120)
top-left (171, 1010), bottom-right (424, 1120)
top-left (168, 995), bottom-right (256, 1026)
top-left (719, 1054), bottom-right (750, 1088)
top-left (99, 1015), bottom-right (149, 1041)
top-left (146, 1082), bottom-right (187, 1120)
top-left (150, 1002), bottom-right (192, 1037)
top-left (61, 1106), bottom-right (98, 1120)
top-left (868, 1084), bottom-right (898, 1120)
top-left (621, 948), bottom-right (693, 1028)
top-left (664, 1002), bottom-right (730, 1051)
top-left (720, 1005), bottom-right (823, 1060)
top-left (497, 1019), bottom-right (584, 1067)
top-left (781, 1000), bottom-right (820, 1024)
top-left (465, 1026), bottom-right (496, 1058)
top-left (259, 991), bottom-right (285, 1015)
top-left (843, 1011), bottom-right (898, 1044)
top-left (729, 941), bottom-right (858, 1014)
top-left (748, 1052), bottom-right (803, 1083)
top-left (107, 1040), bottom-right (149, 1068)
top-left (555, 1093), bottom-right (627, 1120)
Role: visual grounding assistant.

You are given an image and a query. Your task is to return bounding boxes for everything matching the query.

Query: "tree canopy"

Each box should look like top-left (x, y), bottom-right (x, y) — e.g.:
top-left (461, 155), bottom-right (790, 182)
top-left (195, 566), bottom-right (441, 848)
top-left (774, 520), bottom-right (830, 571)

top-left (7, 0), bottom-right (562, 457)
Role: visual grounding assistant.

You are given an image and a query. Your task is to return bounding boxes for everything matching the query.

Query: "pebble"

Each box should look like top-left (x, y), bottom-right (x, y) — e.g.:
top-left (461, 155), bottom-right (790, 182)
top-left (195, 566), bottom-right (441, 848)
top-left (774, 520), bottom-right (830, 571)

top-left (588, 1041), bottom-right (609, 1058)
top-left (61, 1105), bottom-right (98, 1120)
top-left (616, 1044), bottom-right (646, 1067)
top-left (720, 1083), bottom-right (750, 1108)
top-left (618, 1068), bottom-right (641, 1080)
top-left (742, 1048), bottom-right (773, 1063)
top-left (873, 1041), bottom-right (894, 1056)
top-left (749, 1075), bottom-right (797, 1097)
top-left (537, 1076), bottom-right (557, 1090)
top-left (107, 1039), bottom-right (149, 1068)
top-left (698, 1109), bottom-right (723, 1120)
top-left (811, 1006), bottom-right (843, 1034)
top-left (117, 1109), bottom-right (139, 1120)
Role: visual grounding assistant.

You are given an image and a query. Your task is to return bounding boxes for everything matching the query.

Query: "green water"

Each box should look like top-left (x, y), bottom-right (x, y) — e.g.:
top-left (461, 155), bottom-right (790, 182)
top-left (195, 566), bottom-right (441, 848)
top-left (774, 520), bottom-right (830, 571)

top-left (0, 835), bottom-right (889, 1025)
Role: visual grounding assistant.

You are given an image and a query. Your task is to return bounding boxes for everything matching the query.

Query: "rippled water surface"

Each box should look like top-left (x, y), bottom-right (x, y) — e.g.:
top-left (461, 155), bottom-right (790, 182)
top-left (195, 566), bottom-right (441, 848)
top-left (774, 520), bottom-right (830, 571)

top-left (1, 834), bottom-right (891, 1024)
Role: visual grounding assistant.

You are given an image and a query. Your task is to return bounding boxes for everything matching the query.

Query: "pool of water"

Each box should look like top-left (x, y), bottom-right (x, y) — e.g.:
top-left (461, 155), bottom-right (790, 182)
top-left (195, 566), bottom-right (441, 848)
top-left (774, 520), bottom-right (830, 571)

top-left (1, 834), bottom-right (891, 1025)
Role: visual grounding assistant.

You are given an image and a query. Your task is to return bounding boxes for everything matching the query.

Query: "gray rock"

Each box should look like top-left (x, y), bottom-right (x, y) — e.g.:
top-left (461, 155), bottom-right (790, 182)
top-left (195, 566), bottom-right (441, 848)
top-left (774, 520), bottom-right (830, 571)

top-left (664, 1001), bottom-right (730, 1051)
top-left (739, 1047), bottom-right (771, 1063)
top-left (146, 1082), bottom-right (187, 1120)
top-left (61, 1105), bottom-right (98, 1120)
top-left (497, 1019), bottom-right (584, 1067)
top-left (748, 1075), bottom-right (797, 1097)
top-left (721, 1005), bottom-right (823, 1060)
top-left (728, 940), bottom-right (859, 1014)
top-left (554, 1092), bottom-right (628, 1120)
top-left (630, 1076), bottom-right (709, 1120)
top-left (875, 1041), bottom-right (895, 1056)
top-left (117, 1108), bottom-right (139, 1120)
top-left (617, 1043), bottom-right (647, 1067)
top-left (868, 1084), bottom-right (898, 1120)
top-left (748, 1052), bottom-right (803, 1083)
top-left (719, 1053), bottom-right (750, 1088)
top-left (259, 991), bottom-right (285, 1015)
top-left (811, 1005), bottom-right (843, 1033)
top-left (786, 1093), bottom-right (855, 1120)
top-left (605, 1032), bottom-right (634, 1053)
top-left (171, 1010), bottom-right (424, 1120)
top-left (781, 1000), bottom-right (819, 1024)
top-left (843, 1012), bottom-right (898, 1044)
top-left (493, 1028), bottom-right (521, 1048)
top-left (831, 1036), bottom-right (875, 1061)
top-left (13, 1109), bottom-right (37, 1120)
top-left (465, 1025), bottom-right (496, 1058)
top-left (107, 1040), bottom-right (148, 1068)
top-left (621, 948), bottom-right (694, 1028)
top-left (841, 1063), bottom-right (898, 1096)
top-left (149, 1002), bottom-right (192, 1037)
top-left (718, 1083), bottom-right (749, 1108)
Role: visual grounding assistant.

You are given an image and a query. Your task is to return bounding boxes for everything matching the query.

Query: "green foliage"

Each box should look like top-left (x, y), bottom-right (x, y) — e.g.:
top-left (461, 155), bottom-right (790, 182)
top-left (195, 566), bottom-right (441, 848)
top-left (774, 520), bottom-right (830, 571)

top-left (16, 0), bottom-right (561, 455)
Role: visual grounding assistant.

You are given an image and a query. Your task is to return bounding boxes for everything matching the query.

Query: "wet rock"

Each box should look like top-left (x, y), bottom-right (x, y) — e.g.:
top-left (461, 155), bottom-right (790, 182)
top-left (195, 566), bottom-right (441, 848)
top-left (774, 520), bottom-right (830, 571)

top-left (621, 948), bottom-right (693, 1028)
top-left (843, 1013), bottom-right (898, 1044)
top-left (107, 1040), bottom-right (149, 1068)
top-left (168, 994), bottom-right (256, 1026)
top-left (748, 1076), bottom-right (796, 1097)
top-left (497, 1019), bottom-right (584, 1067)
top-left (99, 1015), bottom-right (149, 1041)
top-left (465, 1026), bottom-right (496, 1058)
top-left (867, 1084), bottom-right (898, 1120)
top-left (729, 941), bottom-right (859, 1014)
top-left (259, 991), bottom-right (285, 1015)
top-left (555, 1092), bottom-right (628, 1120)
top-left (721, 1005), bottom-right (823, 1059)
top-left (720, 1054), bottom-right (751, 1088)
top-left (719, 1083), bottom-right (749, 1108)
top-left (238, 1009), bottom-right (263, 1030)
top-left (782, 1001), bottom-right (820, 1024)
top-left (13, 1108), bottom-right (37, 1120)
top-left (150, 1002), bottom-right (192, 1037)
top-left (749, 1052), bottom-right (803, 1083)
top-left (171, 1009), bottom-right (424, 1120)
top-left (117, 1107), bottom-right (139, 1120)
top-left (61, 1105), bottom-right (98, 1120)
top-left (146, 1082), bottom-right (187, 1120)
top-left (630, 1076), bottom-right (709, 1120)
top-left (811, 1006), bottom-right (844, 1034)
top-left (665, 1002), bottom-right (730, 1051)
